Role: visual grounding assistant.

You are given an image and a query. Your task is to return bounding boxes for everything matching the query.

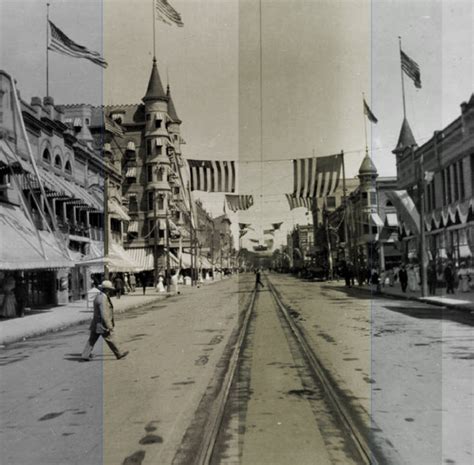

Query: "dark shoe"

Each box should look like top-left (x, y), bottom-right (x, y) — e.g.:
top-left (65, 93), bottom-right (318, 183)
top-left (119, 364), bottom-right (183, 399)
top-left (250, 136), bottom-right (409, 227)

top-left (117, 351), bottom-right (129, 360)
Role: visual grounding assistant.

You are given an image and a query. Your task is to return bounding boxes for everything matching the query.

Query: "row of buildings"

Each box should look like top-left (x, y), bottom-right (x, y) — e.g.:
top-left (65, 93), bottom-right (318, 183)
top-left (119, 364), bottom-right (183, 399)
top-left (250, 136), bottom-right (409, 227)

top-left (284, 95), bottom-right (474, 277)
top-left (0, 60), bottom-right (234, 316)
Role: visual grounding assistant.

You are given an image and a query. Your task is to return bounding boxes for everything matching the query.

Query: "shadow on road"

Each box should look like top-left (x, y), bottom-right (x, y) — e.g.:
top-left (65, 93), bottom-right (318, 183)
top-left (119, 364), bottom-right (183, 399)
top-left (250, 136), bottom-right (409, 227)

top-left (384, 305), bottom-right (474, 326)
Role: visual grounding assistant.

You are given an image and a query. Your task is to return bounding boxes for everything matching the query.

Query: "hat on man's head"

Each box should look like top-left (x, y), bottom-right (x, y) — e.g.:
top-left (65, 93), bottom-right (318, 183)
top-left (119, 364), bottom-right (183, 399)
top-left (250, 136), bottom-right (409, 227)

top-left (100, 280), bottom-right (115, 290)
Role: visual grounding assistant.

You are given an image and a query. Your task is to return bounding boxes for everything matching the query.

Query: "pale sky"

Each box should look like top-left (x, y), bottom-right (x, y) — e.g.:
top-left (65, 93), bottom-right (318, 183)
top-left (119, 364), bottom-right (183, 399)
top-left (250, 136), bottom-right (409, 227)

top-left (1, 0), bottom-right (472, 248)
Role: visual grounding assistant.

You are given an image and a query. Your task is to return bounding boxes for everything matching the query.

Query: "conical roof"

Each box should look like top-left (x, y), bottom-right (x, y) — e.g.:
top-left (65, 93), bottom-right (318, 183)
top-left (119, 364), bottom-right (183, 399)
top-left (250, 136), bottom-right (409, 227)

top-left (166, 85), bottom-right (181, 124)
top-left (143, 58), bottom-right (167, 103)
top-left (358, 153), bottom-right (378, 175)
top-left (393, 118), bottom-right (417, 154)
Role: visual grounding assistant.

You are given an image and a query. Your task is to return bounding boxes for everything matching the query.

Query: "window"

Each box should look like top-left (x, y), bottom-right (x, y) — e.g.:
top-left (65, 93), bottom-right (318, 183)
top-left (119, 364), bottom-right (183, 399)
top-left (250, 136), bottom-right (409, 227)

top-left (148, 191), bottom-right (154, 211)
top-left (54, 154), bottom-right (62, 169)
top-left (155, 119), bottom-right (162, 129)
top-left (446, 166), bottom-right (452, 204)
top-left (148, 219), bottom-right (155, 238)
top-left (386, 200), bottom-right (393, 207)
top-left (64, 161), bottom-right (72, 174)
top-left (157, 195), bottom-right (164, 210)
top-left (458, 160), bottom-right (465, 200)
top-left (156, 145), bottom-right (162, 155)
top-left (128, 194), bottom-right (138, 212)
top-left (147, 165), bottom-right (153, 182)
top-left (453, 163), bottom-right (459, 201)
top-left (326, 196), bottom-right (336, 209)
top-left (442, 169), bottom-right (447, 205)
top-left (147, 139), bottom-right (152, 156)
top-left (361, 192), bottom-right (368, 206)
top-left (370, 192), bottom-right (377, 206)
top-left (158, 167), bottom-right (165, 182)
top-left (146, 114), bottom-right (151, 121)
top-left (42, 149), bottom-right (51, 164)
top-left (173, 186), bottom-right (180, 195)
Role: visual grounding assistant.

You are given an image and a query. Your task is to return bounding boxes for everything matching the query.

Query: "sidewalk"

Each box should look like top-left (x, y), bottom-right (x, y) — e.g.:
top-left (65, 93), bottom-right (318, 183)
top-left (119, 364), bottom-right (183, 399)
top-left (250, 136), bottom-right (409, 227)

top-left (0, 279), bottom-right (221, 347)
top-left (340, 280), bottom-right (474, 312)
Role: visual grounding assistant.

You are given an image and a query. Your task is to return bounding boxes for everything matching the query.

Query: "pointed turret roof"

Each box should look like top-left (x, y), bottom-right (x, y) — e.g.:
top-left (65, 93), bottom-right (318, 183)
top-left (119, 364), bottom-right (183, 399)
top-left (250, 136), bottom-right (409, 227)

top-left (358, 153), bottom-right (378, 176)
top-left (393, 118), bottom-right (417, 154)
top-left (166, 85), bottom-right (181, 124)
top-left (143, 58), bottom-right (167, 103)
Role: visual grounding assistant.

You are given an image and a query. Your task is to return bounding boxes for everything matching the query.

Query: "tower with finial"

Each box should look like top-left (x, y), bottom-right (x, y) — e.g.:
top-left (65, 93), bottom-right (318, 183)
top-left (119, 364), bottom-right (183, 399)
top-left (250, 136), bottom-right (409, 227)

top-left (358, 152), bottom-right (379, 243)
top-left (143, 57), bottom-right (171, 244)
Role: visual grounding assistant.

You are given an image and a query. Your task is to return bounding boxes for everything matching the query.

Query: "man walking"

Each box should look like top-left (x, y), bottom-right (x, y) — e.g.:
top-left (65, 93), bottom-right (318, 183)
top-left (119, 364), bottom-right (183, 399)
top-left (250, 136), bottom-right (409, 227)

top-left (398, 264), bottom-right (408, 293)
top-left (444, 262), bottom-right (455, 294)
top-left (82, 280), bottom-right (129, 361)
top-left (255, 268), bottom-right (265, 289)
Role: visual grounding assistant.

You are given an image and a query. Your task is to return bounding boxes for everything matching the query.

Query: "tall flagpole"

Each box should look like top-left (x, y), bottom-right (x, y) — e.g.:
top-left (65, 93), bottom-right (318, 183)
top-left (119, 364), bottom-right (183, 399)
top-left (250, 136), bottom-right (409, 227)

top-left (362, 92), bottom-right (369, 155)
top-left (152, 0), bottom-right (156, 59)
top-left (398, 36), bottom-right (407, 119)
top-left (46, 3), bottom-right (50, 97)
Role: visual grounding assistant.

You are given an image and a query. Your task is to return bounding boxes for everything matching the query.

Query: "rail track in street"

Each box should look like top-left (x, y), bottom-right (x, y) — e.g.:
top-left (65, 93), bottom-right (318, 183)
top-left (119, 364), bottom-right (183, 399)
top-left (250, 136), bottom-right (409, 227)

top-left (173, 273), bottom-right (390, 465)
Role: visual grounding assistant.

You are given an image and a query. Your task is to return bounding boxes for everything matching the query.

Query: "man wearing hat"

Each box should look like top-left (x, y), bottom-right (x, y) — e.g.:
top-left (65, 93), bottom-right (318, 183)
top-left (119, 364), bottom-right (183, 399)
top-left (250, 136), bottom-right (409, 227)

top-left (81, 280), bottom-right (129, 361)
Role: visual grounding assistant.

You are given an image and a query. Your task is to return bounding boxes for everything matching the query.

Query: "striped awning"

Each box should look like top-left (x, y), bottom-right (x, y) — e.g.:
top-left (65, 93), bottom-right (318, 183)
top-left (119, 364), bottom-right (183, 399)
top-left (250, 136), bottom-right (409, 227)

top-left (0, 203), bottom-right (73, 270)
top-left (125, 166), bottom-right (137, 178)
top-left (108, 199), bottom-right (130, 221)
top-left (370, 213), bottom-right (384, 227)
top-left (155, 137), bottom-right (168, 146)
top-left (127, 221), bottom-right (138, 233)
top-left (155, 112), bottom-right (168, 121)
top-left (127, 247), bottom-right (155, 271)
top-left (385, 213), bottom-right (399, 227)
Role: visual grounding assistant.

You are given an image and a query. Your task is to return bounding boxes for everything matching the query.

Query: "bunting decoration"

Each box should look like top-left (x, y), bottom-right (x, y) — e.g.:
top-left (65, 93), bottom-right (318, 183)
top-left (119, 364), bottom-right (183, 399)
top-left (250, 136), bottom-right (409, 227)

top-left (155, 0), bottom-right (184, 27)
top-left (263, 229), bottom-right (274, 235)
top-left (286, 194), bottom-right (313, 210)
top-left (188, 159), bottom-right (236, 193)
top-left (249, 238), bottom-right (259, 243)
top-left (48, 20), bottom-right (108, 68)
top-left (363, 99), bottom-right (378, 123)
top-left (225, 194), bottom-right (254, 212)
top-left (400, 49), bottom-right (422, 89)
top-left (271, 222), bottom-right (283, 230)
top-left (293, 154), bottom-right (342, 198)
top-left (239, 222), bottom-right (252, 230)
top-left (239, 229), bottom-right (248, 238)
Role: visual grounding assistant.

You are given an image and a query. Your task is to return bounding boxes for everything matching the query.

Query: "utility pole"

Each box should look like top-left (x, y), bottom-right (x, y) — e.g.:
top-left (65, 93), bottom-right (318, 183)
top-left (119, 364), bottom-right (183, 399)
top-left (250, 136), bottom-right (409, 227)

top-left (418, 150), bottom-right (427, 297)
top-left (166, 201), bottom-right (171, 293)
top-left (153, 190), bottom-right (158, 287)
top-left (341, 150), bottom-right (349, 261)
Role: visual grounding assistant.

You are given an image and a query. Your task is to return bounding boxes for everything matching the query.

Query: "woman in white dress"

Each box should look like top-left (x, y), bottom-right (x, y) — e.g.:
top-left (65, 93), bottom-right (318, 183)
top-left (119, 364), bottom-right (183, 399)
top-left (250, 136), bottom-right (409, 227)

top-left (156, 276), bottom-right (166, 293)
top-left (407, 266), bottom-right (419, 292)
top-left (458, 263), bottom-right (471, 293)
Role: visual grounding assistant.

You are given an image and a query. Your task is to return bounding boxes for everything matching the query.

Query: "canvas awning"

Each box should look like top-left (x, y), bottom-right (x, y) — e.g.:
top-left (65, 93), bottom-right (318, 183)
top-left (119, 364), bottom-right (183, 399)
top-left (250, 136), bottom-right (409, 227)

top-left (125, 166), bottom-right (137, 178)
top-left (79, 242), bottom-right (139, 272)
top-left (0, 203), bottom-right (73, 270)
top-left (370, 213), bottom-right (384, 227)
top-left (0, 139), bottom-right (30, 174)
top-left (108, 198), bottom-right (130, 221)
top-left (126, 247), bottom-right (155, 271)
top-left (385, 213), bottom-right (399, 228)
top-left (127, 221), bottom-right (138, 233)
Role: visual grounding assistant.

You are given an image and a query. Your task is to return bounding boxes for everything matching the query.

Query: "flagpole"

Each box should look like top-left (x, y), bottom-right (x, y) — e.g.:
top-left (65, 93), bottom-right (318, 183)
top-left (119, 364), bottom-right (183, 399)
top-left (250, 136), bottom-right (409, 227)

top-left (362, 92), bottom-right (369, 155)
top-left (46, 3), bottom-right (50, 97)
top-left (398, 36), bottom-right (407, 119)
top-left (152, 0), bottom-right (156, 59)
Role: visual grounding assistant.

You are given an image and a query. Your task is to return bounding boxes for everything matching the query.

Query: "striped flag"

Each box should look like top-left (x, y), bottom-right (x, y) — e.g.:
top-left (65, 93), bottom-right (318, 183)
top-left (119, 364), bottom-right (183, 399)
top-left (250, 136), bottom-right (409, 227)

top-left (225, 195), bottom-right (254, 212)
top-left (156, 0), bottom-right (184, 27)
top-left (400, 49), bottom-right (421, 89)
top-left (48, 20), bottom-right (108, 68)
top-left (363, 99), bottom-right (378, 123)
top-left (292, 154), bottom-right (342, 198)
top-left (286, 194), bottom-right (313, 210)
top-left (188, 159), bottom-right (236, 193)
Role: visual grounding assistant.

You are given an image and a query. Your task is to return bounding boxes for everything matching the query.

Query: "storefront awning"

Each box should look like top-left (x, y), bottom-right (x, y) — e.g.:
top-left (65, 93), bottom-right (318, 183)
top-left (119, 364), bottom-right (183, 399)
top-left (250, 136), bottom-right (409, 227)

top-left (79, 242), bottom-right (140, 272)
top-left (370, 213), bottom-right (384, 228)
top-left (108, 198), bottom-right (130, 221)
top-left (127, 221), bottom-right (138, 233)
top-left (180, 252), bottom-right (192, 268)
top-left (0, 203), bottom-right (73, 270)
top-left (385, 213), bottom-right (399, 227)
top-left (125, 166), bottom-right (137, 178)
top-left (0, 139), bottom-right (31, 174)
top-left (126, 247), bottom-right (155, 271)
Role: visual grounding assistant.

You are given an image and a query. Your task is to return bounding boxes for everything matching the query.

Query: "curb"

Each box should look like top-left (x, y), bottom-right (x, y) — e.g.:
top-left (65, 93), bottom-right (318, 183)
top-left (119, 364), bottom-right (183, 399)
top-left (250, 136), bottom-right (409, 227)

top-left (0, 295), bottom-right (169, 347)
top-left (350, 285), bottom-right (474, 314)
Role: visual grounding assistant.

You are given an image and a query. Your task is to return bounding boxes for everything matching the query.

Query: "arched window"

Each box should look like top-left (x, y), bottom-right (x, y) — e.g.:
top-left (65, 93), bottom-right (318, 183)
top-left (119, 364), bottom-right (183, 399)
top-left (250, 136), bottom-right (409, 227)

top-left (54, 154), bottom-right (62, 169)
top-left (386, 200), bottom-right (393, 207)
top-left (65, 160), bottom-right (72, 174)
top-left (42, 149), bottom-right (51, 163)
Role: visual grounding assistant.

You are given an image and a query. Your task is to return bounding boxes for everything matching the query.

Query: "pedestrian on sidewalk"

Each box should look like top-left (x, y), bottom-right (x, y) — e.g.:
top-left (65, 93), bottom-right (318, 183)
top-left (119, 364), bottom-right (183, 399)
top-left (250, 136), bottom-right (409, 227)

top-left (129, 273), bottom-right (136, 292)
top-left (444, 262), bottom-right (456, 294)
top-left (114, 274), bottom-right (124, 299)
top-left (398, 264), bottom-right (408, 293)
top-left (255, 268), bottom-right (265, 289)
top-left (407, 265), bottom-right (419, 292)
top-left (427, 262), bottom-right (437, 295)
top-left (81, 280), bottom-right (129, 361)
top-left (458, 262), bottom-right (471, 293)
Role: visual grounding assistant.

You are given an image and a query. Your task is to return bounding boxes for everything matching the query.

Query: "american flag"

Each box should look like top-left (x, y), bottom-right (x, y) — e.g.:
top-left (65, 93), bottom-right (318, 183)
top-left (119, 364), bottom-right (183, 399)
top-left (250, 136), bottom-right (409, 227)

top-left (285, 194), bottom-right (313, 211)
top-left (225, 195), bottom-right (254, 212)
top-left (400, 49), bottom-right (421, 89)
top-left (363, 99), bottom-right (378, 123)
top-left (156, 0), bottom-right (184, 27)
top-left (48, 21), bottom-right (107, 68)
top-left (292, 154), bottom-right (342, 198)
top-left (188, 159), bottom-right (236, 193)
